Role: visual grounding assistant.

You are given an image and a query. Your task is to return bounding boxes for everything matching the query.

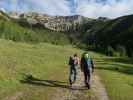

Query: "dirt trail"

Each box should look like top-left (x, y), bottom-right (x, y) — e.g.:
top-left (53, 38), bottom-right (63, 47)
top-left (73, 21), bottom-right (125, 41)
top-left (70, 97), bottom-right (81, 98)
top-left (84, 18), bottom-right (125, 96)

top-left (4, 92), bottom-right (23, 100)
top-left (3, 70), bottom-right (109, 100)
top-left (92, 75), bottom-right (109, 100)
top-left (53, 69), bottom-right (109, 100)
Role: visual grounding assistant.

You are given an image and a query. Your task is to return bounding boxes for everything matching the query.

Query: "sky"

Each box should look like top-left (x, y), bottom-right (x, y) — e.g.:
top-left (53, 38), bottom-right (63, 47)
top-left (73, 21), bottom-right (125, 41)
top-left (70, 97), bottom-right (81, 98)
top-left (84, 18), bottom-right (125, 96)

top-left (0, 0), bottom-right (133, 18)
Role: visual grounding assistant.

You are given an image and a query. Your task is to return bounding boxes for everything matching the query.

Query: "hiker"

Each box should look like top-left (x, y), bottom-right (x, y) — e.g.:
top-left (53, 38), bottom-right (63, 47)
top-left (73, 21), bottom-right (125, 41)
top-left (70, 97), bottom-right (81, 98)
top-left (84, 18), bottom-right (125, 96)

top-left (68, 53), bottom-right (80, 86)
top-left (80, 52), bottom-right (94, 89)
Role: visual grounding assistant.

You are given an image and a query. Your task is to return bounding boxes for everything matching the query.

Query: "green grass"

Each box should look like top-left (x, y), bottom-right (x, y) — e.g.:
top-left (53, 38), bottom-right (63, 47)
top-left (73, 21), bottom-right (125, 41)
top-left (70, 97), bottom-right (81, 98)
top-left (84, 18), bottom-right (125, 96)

top-left (0, 15), bottom-right (70, 45)
top-left (0, 39), bottom-right (83, 100)
top-left (95, 56), bottom-right (133, 100)
top-left (0, 39), bottom-right (133, 100)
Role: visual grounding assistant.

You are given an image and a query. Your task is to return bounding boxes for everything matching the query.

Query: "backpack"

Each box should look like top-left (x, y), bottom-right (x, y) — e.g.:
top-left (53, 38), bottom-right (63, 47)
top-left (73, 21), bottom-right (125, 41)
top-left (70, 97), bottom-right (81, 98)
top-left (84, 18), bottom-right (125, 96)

top-left (69, 56), bottom-right (74, 66)
top-left (84, 54), bottom-right (92, 68)
top-left (86, 57), bottom-right (92, 66)
top-left (73, 57), bottom-right (79, 66)
top-left (69, 56), bottom-right (78, 66)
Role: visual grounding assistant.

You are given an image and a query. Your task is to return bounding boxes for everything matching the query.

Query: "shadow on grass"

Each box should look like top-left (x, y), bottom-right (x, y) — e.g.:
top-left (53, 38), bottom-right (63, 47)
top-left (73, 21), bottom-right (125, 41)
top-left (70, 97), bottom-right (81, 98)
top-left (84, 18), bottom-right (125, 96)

top-left (20, 74), bottom-right (87, 91)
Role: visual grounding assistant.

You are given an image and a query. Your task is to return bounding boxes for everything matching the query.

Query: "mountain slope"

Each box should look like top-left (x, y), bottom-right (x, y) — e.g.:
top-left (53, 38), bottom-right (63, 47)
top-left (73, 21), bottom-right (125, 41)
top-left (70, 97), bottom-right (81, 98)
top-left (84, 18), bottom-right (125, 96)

top-left (10, 12), bottom-right (93, 32)
top-left (0, 11), bottom-right (70, 45)
top-left (0, 10), bottom-right (10, 20)
top-left (0, 39), bottom-right (83, 100)
top-left (92, 15), bottom-right (133, 56)
top-left (1, 10), bottom-right (133, 56)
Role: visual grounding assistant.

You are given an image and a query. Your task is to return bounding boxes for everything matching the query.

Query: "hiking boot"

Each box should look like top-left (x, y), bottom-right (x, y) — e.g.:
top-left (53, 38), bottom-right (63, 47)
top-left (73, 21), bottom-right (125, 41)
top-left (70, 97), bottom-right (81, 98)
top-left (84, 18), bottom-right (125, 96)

top-left (73, 80), bottom-right (76, 84)
top-left (87, 84), bottom-right (90, 89)
top-left (69, 81), bottom-right (72, 87)
top-left (85, 83), bottom-right (90, 89)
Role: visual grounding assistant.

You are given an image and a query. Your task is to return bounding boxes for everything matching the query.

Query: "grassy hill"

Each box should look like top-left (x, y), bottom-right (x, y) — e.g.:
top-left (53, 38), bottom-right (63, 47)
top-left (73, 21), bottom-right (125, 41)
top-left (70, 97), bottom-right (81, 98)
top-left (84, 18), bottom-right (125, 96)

top-left (0, 39), bottom-right (132, 100)
top-left (0, 12), bottom-right (70, 45)
top-left (95, 56), bottom-right (133, 100)
top-left (84, 15), bottom-right (133, 57)
top-left (1, 11), bottom-right (133, 57)
top-left (0, 39), bottom-right (83, 100)
top-left (0, 9), bottom-right (133, 100)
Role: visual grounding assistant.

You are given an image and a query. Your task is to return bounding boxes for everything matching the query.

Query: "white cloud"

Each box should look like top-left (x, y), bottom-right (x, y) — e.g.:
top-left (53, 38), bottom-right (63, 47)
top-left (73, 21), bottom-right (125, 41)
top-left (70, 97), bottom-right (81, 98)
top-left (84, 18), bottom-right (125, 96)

top-left (0, 0), bottom-right (71, 15)
top-left (25, 0), bottom-right (71, 15)
top-left (76, 0), bottom-right (133, 18)
top-left (1, 0), bottom-right (133, 18)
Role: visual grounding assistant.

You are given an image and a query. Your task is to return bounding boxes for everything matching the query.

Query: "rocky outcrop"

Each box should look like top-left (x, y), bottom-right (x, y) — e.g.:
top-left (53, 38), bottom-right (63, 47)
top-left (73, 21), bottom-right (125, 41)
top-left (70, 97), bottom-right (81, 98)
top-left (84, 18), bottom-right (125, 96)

top-left (0, 10), bottom-right (110, 32)
top-left (0, 10), bottom-right (10, 20)
top-left (7, 11), bottom-right (110, 32)
top-left (44, 15), bottom-right (86, 31)
top-left (8, 12), bottom-right (93, 32)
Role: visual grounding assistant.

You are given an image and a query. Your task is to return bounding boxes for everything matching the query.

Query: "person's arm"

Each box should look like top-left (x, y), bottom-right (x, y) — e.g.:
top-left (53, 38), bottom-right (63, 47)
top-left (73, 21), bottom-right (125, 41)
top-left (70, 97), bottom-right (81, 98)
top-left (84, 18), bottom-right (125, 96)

top-left (77, 57), bottom-right (80, 66)
top-left (91, 58), bottom-right (94, 73)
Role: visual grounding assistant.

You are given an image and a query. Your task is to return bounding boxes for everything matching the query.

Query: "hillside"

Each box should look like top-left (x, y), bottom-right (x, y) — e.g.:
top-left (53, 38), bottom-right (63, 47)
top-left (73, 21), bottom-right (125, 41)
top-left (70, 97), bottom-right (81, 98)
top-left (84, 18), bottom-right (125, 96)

top-left (0, 10), bottom-right (133, 57)
top-left (86, 15), bottom-right (133, 57)
top-left (10, 11), bottom-right (133, 57)
top-left (9, 12), bottom-right (94, 32)
top-left (0, 11), bottom-right (70, 45)
top-left (0, 39), bottom-right (82, 100)
top-left (0, 10), bottom-right (133, 100)
top-left (0, 10), bottom-right (10, 20)
top-left (0, 39), bottom-right (133, 100)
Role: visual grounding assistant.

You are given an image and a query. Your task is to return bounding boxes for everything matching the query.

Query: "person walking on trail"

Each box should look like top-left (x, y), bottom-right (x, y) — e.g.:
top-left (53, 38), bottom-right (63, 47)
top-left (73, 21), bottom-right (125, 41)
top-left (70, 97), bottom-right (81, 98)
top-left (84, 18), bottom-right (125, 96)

top-left (68, 53), bottom-right (80, 86)
top-left (80, 52), bottom-right (94, 89)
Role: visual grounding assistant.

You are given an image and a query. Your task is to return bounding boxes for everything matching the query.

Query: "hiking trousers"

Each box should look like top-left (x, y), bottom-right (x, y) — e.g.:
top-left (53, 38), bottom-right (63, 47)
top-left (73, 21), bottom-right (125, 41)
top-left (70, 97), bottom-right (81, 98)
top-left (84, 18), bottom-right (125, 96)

top-left (69, 66), bottom-right (77, 84)
top-left (83, 70), bottom-right (91, 86)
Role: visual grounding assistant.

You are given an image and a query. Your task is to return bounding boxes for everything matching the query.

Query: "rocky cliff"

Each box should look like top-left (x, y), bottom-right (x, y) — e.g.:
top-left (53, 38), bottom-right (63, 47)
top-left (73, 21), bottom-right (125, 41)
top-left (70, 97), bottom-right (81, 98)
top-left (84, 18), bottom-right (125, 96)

top-left (9, 12), bottom-right (94, 32)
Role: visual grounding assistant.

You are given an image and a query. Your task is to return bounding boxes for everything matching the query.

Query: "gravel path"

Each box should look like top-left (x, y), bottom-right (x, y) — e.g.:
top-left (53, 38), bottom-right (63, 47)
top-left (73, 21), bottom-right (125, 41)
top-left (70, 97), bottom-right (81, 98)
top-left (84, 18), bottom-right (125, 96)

top-left (4, 70), bottom-right (109, 100)
top-left (53, 69), bottom-right (109, 100)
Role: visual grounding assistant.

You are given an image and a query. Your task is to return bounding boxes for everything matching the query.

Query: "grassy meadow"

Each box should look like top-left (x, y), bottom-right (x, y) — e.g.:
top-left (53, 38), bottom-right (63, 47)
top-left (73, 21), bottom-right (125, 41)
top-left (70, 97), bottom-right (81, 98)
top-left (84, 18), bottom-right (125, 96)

top-left (95, 57), bottom-right (133, 100)
top-left (0, 39), bottom-right (133, 100)
top-left (0, 39), bottom-right (83, 100)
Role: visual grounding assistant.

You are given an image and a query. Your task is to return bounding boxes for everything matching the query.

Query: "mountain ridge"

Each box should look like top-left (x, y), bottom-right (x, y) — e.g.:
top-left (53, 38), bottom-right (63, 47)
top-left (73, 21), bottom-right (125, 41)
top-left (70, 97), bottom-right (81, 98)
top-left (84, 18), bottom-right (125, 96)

top-left (0, 10), bottom-right (133, 56)
top-left (7, 11), bottom-right (110, 32)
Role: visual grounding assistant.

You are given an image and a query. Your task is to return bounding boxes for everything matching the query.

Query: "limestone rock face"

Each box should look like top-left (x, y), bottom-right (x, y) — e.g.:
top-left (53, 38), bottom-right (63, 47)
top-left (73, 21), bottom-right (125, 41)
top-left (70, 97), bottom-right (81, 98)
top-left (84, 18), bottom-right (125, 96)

top-left (45, 15), bottom-right (86, 31)
top-left (1, 10), bottom-right (110, 32)
top-left (9, 12), bottom-right (93, 32)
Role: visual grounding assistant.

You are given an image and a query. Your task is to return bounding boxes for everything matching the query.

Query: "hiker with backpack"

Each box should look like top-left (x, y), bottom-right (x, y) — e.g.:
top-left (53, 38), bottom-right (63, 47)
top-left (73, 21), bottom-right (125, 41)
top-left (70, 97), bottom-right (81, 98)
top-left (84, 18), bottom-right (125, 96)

top-left (68, 53), bottom-right (80, 86)
top-left (80, 52), bottom-right (94, 89)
